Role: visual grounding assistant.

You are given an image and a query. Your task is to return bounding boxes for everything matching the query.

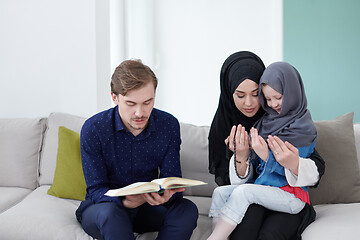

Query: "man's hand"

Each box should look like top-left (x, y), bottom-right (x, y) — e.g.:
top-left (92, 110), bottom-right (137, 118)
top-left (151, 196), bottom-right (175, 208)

top-left (122, 187), bottom-right (185, 208)
top-left (122, 194), bottom-right (147, 208)
top-left (143, 188), bottom-right (185, 206)
top-left (267, 135), bottom-right (299, 175)
top-left (250, 127), bottom-right (268, 161)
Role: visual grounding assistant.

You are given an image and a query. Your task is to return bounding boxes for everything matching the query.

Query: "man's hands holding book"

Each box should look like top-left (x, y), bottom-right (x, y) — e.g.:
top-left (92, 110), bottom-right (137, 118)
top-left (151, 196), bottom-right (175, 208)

top-left (122, 188), bottom-right (185, 208)
top-left (108, 177), bottom-right (206, 208)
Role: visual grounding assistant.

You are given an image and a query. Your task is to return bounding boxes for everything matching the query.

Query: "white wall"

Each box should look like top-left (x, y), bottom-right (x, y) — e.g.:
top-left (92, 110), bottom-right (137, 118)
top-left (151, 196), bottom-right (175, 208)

top-left (0, 0), bottom-right (99, 118)
top-left (0, 0), bottom-right (282, 126)
top-left (125, 0), bottom-right (283, 126)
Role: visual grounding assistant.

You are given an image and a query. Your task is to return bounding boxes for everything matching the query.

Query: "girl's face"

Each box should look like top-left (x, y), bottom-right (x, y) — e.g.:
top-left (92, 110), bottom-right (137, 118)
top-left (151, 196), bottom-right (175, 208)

top-left (261, 84), bottom-right (283, 114)
top-left (232, 79), bottom-right (261, 117)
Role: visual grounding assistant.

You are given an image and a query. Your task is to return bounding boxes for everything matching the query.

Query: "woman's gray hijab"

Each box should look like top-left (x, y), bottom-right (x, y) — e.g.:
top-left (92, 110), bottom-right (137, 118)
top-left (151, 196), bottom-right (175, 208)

top-left (254, 62), bottom-right (317, 147)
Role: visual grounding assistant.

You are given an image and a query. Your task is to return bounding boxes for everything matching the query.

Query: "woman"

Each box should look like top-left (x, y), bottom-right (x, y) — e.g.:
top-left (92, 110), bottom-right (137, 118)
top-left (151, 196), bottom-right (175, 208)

top-left (208, 51), bottom-right (325, 240)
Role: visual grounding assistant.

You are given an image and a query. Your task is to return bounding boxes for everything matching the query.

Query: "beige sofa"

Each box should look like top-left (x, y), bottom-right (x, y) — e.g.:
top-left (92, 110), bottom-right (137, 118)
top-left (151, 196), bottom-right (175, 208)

top-left (0, 112), bottom-right (359, 240)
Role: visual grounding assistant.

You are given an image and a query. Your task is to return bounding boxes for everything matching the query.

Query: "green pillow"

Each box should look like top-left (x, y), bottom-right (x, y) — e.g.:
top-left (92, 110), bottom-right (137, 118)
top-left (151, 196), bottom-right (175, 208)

top-left (47, 126), bottom-right (86, 200)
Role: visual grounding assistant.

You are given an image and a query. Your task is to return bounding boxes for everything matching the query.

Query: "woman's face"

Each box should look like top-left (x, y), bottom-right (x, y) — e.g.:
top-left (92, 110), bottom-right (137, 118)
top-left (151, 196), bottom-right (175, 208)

top-left (232, 79), bottom-right (261, 117)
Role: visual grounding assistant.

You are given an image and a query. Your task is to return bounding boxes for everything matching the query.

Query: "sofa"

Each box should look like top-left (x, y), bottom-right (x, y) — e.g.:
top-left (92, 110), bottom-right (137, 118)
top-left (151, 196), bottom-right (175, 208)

top-left (0, 111), bottom-right (359, 240)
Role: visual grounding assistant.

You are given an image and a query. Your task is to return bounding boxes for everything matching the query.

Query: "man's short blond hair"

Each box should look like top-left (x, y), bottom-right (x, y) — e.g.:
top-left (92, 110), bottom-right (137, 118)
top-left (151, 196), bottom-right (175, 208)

top-left (111, 59), bottom-right (158, 96)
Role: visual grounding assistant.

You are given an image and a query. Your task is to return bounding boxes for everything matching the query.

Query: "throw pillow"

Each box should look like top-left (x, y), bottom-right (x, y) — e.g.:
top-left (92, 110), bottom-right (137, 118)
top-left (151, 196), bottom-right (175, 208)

top-left (47, 126), bottom-right (86, 200)
top-left (309, 112), bottom-right (360, 205)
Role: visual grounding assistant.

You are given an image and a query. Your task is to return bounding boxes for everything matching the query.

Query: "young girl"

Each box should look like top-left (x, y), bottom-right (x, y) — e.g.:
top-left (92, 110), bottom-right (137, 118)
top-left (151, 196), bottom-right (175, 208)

top-left (207, 62), bottom-right (317, 240)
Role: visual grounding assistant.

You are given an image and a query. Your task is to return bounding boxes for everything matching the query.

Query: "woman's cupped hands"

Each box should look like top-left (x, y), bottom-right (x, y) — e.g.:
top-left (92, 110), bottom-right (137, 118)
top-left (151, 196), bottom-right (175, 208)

top-left (225, 124), bottom-right (251, 163)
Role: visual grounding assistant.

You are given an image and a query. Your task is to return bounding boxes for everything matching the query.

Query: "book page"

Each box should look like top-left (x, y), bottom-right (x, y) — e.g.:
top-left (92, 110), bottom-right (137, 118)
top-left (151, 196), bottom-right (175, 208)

top-left (105, 181), bottom-right (160, 197)
top-left (151, 177), bottom-right (169, 186)
top-left (154, 177), bottom-right (207, 189)
top-left (105, 177), bottom-right (207, 197)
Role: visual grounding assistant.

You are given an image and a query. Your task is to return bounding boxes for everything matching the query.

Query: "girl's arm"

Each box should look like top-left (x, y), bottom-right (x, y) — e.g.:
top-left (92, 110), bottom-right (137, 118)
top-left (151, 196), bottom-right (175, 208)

top-left (268, 136), bottom-right (325, 187)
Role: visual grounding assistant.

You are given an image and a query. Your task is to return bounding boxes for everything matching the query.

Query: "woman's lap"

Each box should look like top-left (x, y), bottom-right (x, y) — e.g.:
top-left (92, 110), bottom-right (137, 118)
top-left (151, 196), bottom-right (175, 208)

top-left (230, 204), bottom-right (266, 240)
top-left (230, 204), bottom-right (301, 240)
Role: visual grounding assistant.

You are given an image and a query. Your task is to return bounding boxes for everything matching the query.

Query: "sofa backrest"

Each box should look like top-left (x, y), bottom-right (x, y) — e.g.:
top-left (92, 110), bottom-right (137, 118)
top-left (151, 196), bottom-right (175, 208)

top-left (35, 111), bottom-right (360, 200)
top-left (180, 121), bottom-right (360, 199)
top-left (39, 112), bottom-right (86, 186)
top-left (37, 114), bottom-right (218, 196)
top-left (179, 122), bottom-right (217, 197)
top-left (0, 118), bottom-right (46, 189)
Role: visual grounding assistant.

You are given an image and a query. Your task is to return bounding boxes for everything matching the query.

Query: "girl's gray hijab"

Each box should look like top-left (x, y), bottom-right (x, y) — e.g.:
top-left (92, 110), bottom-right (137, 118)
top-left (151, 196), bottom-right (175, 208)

top-left (254, 62), bottom-right (317, 147)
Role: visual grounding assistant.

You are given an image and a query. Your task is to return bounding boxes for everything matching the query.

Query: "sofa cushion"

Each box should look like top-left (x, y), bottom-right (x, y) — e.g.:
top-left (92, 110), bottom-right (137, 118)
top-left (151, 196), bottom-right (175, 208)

top-left (309, 112), bottom-right (360, 205)
top-left (0, 186), bottom-right (93, 240)
top-left (185, 196), bottom-right (212, 216)
top-left (302, 203), bottom-right (360, 240)
top-left (47, 126), bottom-right (86, 201)
top-left (39, 112), bottom-right (86, 186)
top-left (0, 117), bottom-right (45, 189)
top-left (0, 187), bottom-right (32, 213)
top-left (179, 122), bottom-right (217, 197)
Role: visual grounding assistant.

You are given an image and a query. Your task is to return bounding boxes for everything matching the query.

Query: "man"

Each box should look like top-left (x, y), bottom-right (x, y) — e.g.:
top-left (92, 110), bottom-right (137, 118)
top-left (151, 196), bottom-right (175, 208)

top-left (76, 59), bottom-right (198, 240)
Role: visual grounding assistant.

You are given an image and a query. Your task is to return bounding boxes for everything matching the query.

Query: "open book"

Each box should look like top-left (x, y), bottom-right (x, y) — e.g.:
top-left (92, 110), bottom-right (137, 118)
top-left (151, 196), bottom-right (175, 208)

top-left (105, 177), bottom-right (207, 197)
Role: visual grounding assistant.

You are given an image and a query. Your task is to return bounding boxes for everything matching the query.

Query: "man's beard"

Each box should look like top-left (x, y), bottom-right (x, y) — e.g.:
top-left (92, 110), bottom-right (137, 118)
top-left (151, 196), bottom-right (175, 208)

top-left (128, 117), bottom-right (148, 131)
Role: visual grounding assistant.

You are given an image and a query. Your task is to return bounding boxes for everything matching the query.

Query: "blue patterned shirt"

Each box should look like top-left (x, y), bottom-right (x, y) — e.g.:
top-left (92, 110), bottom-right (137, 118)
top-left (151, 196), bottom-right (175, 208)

top-left (80, 106), bottom-right (182, 206)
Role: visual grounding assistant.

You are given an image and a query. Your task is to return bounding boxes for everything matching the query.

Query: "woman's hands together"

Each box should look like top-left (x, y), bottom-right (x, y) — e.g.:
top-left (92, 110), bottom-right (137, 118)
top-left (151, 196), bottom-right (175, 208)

top-left (225, 124), bottom-right (250, 163)
top-left (225, 125), bottom-right (250, 176)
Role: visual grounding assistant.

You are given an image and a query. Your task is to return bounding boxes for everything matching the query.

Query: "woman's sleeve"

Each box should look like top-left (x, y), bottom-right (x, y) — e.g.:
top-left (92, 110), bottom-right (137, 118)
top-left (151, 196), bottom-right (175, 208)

top-left (309, 148), bottom-right (326, 187)
top-left (285, 148), bottom-right (325, 187)
top-left (229, 155), bottom-right (253, 185)
top-left (209, 134), bottom-right (231, 186)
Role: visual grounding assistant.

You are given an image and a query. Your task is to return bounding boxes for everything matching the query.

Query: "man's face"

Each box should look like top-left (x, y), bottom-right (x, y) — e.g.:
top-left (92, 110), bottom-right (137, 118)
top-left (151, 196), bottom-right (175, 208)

top-left (112, 81), bottom-right (155, 136)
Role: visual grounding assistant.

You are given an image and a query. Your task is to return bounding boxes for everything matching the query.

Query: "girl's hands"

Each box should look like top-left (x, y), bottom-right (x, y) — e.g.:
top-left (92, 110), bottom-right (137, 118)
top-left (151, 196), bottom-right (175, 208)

top-left (250, 127), bottom-right (269, 161)
top-left (228, 127), bottom-right (300, 176)
top-left (267, 135), bottom-right (300, 175)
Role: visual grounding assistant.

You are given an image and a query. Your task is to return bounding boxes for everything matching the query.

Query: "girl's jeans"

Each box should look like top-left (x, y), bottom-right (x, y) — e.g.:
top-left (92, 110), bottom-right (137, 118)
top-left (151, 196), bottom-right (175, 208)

top-left (209, 184), bottom-right (305, 224)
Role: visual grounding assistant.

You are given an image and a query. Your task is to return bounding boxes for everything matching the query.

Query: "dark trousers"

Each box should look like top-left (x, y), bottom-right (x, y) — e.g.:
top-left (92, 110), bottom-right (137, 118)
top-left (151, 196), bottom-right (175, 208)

top-left (230, 204), bottom-right (301, 240)
top-left (79, 197), bottom-right (198, 240)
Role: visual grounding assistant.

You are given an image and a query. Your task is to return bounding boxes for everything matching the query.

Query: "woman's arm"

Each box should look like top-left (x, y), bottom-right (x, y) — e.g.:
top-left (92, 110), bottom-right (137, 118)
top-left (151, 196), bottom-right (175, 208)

top-left (286, 149), bottom-right (325, 187)
top-left (229, 154), bottom-right (253, 184)
top-left (285, 157), bottom-right (319, 187)
top-left (307, 148), bottom-right (325, 187)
